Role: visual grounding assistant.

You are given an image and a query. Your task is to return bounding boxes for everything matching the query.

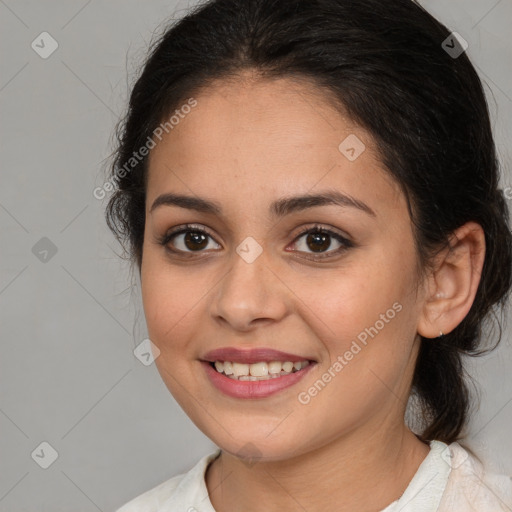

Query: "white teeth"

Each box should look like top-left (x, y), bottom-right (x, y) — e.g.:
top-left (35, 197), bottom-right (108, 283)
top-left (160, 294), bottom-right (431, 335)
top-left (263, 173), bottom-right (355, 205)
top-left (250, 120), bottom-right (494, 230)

top-left (268, 361), bottom-right (282, 374)
top-left (249, 362), bottom-right (268, 377)
top-left (282, 361), bottom-right (294, 373)
top-left (232, 362), bottom-right (250, 377)
top-left (212, 360), bottom-right (310, 380)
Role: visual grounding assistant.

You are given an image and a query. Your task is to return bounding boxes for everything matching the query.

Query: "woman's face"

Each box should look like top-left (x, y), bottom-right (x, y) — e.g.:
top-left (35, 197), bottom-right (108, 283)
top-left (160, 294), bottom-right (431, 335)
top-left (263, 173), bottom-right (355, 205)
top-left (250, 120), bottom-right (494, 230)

top-left (141, 74), bottom-right (427, 461)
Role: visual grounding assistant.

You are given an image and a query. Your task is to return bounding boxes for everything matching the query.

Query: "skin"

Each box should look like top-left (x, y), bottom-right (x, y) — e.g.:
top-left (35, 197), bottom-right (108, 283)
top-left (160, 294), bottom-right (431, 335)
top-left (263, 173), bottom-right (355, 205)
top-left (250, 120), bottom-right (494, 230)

top-left (140, 71), bottom-right (486, 512)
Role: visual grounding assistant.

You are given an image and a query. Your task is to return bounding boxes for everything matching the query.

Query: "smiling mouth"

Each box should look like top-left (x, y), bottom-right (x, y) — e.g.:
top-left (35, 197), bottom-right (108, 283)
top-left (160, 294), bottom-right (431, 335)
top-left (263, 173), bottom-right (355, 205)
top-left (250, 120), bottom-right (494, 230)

top-left (209, 360), bottom-right (312, 381)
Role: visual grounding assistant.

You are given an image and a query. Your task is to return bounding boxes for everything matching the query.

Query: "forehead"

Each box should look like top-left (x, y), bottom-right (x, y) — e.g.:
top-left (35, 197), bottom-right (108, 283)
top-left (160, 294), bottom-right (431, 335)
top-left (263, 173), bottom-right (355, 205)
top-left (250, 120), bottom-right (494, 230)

top-left (146, 74), bottom-right (403, 218)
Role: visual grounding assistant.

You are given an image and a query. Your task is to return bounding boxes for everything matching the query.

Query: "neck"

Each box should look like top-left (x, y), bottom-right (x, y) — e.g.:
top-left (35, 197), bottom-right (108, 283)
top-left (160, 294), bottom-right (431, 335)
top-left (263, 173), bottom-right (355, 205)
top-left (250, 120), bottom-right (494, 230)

top-left (205, 421), bottom-right (430, 512)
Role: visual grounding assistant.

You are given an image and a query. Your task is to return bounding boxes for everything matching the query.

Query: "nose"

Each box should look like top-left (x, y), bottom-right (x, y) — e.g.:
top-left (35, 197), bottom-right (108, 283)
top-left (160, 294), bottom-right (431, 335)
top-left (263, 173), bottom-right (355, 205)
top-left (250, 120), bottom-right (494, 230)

top-left (210, 247), bottom-right (289, 332)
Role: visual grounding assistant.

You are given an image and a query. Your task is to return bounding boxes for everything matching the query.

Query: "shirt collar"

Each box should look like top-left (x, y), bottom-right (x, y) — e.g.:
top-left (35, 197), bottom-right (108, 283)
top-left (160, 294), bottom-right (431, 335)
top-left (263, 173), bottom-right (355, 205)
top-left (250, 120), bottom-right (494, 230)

top-left (380, 440), bottom-right (452, 512)
top-left (161, 448), bottom-right (221, 512)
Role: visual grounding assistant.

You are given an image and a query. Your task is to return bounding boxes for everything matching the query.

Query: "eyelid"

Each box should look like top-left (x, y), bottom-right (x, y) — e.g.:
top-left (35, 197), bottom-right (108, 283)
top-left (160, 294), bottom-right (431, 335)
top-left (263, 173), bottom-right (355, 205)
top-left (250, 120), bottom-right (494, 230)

top-left (288, 223), bottom-right (352, 245)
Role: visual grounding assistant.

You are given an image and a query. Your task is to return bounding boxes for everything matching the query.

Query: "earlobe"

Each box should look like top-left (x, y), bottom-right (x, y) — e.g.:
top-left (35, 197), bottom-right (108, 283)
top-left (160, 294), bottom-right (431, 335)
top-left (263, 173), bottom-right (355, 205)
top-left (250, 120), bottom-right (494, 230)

top-left (417, 221), bottom-right (486, 339)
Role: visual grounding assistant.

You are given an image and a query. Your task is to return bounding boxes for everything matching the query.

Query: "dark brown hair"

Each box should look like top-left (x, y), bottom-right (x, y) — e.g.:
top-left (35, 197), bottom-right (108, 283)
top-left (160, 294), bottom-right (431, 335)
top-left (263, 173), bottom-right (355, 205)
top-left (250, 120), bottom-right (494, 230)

top-left (104, 0), bottom-right (512, 443)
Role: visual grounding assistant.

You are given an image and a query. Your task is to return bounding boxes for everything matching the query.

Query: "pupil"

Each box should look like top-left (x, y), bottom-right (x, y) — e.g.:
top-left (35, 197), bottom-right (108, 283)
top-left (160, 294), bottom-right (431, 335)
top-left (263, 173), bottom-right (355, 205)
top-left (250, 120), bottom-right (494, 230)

top-left (307, 232), bottom-right (330, 252)
top-left (185, 231), bottom-right (208, 250)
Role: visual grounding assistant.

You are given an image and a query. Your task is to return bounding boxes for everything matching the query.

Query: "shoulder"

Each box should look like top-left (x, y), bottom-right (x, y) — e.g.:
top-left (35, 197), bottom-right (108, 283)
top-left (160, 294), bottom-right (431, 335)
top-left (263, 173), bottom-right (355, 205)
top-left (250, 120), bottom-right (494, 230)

top-left (115, 449), bottom-right (221, 512)
top-left (438, 441), bottom-right (512, 512)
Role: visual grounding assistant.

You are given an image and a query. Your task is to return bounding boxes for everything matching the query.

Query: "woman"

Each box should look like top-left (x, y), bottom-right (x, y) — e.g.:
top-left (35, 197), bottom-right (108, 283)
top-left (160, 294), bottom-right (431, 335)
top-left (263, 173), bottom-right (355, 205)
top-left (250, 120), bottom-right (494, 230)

top-left (105, 0), bottom-right (512, 510)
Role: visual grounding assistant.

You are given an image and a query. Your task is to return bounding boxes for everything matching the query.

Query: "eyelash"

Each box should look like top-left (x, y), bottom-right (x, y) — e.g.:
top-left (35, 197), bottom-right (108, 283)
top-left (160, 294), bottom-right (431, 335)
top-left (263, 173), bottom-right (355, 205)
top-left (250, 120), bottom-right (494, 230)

top-left (156, 223), bottom-right (354, 260)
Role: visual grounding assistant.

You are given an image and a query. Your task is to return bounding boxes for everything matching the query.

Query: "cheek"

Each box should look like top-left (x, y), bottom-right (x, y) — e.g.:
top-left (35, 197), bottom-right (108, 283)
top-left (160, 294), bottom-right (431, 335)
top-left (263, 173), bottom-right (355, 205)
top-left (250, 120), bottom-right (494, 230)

top-left (140, 252), bottom-right (200, 352)
top-left (299, 260), bottom-right (407, 345)
top-left (140, 258), bottom-right (205, 401)
top-left (295, 245), bottom-right (418, 392)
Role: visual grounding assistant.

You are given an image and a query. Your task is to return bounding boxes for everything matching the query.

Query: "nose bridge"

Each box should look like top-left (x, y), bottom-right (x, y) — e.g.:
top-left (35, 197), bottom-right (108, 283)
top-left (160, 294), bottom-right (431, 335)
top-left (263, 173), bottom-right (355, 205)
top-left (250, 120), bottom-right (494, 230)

top-left (210, 239), bottom-right (287, 330)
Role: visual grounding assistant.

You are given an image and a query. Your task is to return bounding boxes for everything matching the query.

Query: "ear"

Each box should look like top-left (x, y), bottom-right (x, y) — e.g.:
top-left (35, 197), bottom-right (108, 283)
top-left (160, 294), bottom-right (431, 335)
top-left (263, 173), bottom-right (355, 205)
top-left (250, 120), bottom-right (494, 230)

top-left (417, 221), bottom-right (486, 339)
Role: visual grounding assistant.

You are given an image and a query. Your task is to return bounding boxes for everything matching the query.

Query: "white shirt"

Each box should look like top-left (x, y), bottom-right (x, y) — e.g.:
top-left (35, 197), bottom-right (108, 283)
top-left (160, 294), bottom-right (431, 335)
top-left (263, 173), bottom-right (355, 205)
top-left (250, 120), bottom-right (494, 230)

top-left (115, 440), bottom-right (512, 511)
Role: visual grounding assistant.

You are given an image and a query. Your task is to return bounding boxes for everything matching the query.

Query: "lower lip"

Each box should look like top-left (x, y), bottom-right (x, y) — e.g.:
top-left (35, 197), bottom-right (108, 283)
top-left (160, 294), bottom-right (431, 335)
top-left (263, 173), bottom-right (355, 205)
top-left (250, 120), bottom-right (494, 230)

top-left (201, 361), bottom-right (316, 399)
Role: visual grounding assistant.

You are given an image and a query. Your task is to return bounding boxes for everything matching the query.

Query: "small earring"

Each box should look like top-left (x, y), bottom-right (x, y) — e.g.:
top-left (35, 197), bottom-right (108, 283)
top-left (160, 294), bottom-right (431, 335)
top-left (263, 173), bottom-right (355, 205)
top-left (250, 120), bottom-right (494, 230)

top-left (438, 331), bottom-right (444, 338)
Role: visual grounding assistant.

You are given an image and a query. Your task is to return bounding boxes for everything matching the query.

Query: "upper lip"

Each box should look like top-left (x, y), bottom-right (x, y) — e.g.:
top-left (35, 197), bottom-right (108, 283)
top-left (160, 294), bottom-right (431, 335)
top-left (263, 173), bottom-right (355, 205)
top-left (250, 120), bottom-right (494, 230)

top-left (201, 347), bottom-right (316, 364)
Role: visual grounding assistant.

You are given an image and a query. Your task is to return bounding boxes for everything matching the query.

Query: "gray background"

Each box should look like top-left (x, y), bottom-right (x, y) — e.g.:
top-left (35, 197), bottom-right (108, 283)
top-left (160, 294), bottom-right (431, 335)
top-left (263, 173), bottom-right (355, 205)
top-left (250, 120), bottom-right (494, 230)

top-left (0, 0), bottom-right (511, 510)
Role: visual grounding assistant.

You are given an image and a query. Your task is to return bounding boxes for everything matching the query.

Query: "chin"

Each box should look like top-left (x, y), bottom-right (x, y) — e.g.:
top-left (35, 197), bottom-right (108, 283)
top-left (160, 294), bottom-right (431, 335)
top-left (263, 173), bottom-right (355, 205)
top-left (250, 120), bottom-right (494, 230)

top-left (204, 425), bottom-right (313, 463)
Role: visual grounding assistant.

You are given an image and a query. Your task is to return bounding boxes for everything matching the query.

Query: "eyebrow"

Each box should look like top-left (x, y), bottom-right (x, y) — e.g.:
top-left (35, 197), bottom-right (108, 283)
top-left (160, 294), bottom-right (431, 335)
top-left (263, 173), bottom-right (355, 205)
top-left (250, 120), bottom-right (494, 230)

top-left (149, 190), bottom-right (376, 218)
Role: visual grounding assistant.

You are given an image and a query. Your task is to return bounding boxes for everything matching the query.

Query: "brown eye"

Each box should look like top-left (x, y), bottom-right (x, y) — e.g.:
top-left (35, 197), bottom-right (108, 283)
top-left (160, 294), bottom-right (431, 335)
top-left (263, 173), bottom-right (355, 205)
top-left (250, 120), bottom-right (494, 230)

top-left (290, 225), bottom-right (353, 259)
top-left (182, 231), bottom-right (209, 251)
top-left (305, 232), bottom-right (332, 252)
top-left (159, 225), bottom-right (221, 254)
